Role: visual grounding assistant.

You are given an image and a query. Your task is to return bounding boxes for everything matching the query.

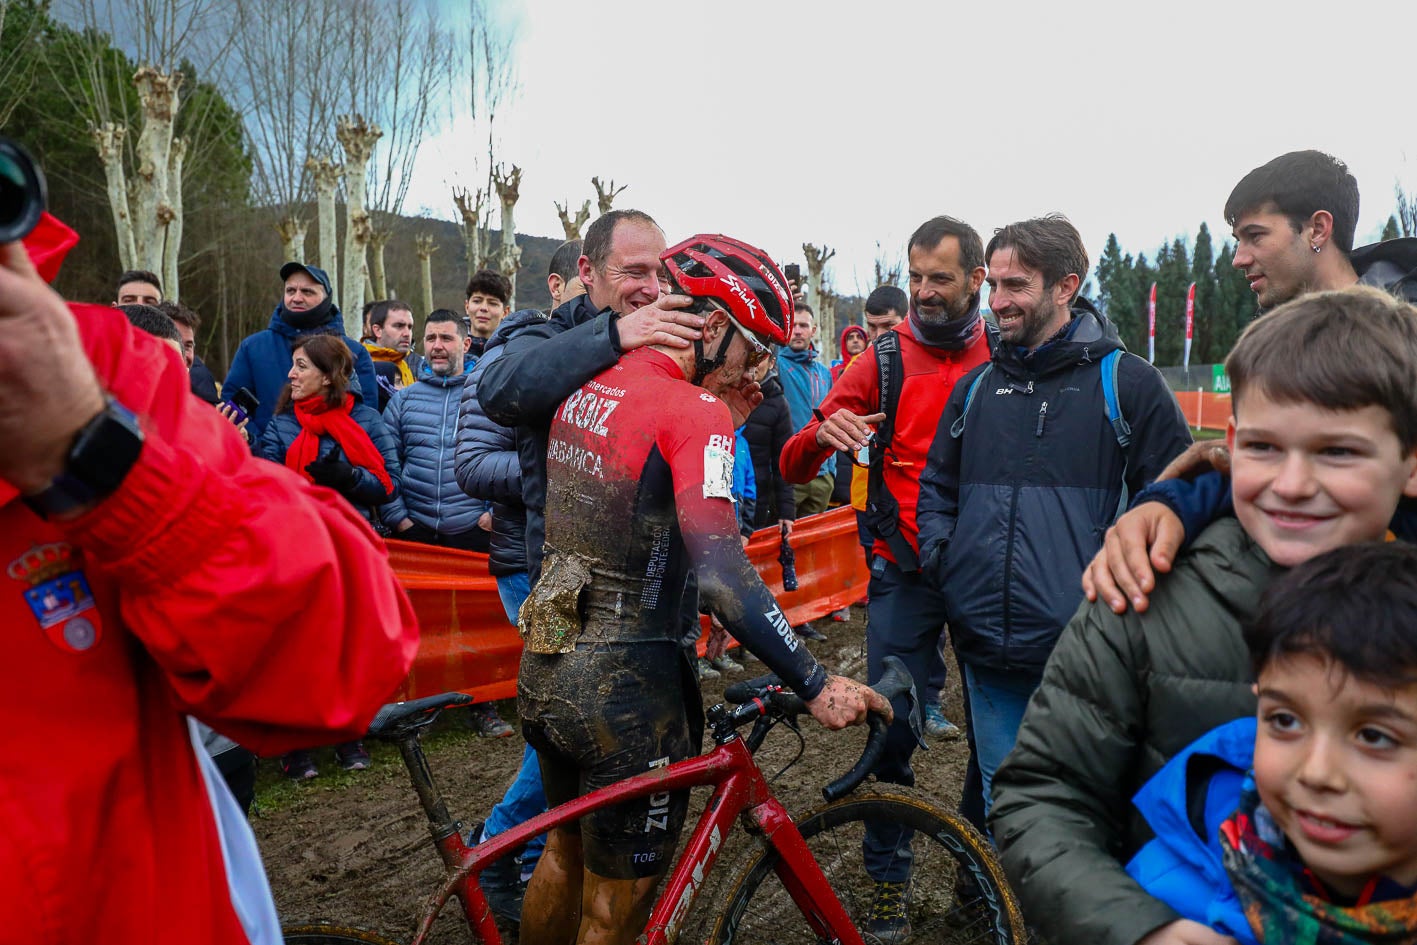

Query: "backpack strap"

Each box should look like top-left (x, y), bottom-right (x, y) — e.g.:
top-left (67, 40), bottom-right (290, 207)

top-left (1100, 349), bottom-right (1131, 450)
top-left (949, 364), bottom-right (994, 439)
top-left (1100, 349), bottom-right (1134, 518)
top-left (862, 333), bottom-right (919, 572)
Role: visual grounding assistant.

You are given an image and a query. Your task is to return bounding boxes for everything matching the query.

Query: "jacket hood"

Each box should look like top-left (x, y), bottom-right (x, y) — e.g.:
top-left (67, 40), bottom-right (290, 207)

top-left (994, 296), bottom-right (1123, 379)
top-left (779, 344), bottom-right (821, 365)
top-left (486, 307), bottom-right (548, 354)
top-left (759, 374), bottom-right (785, 399)
top-left (1352, 237), bottom-right (1417, 302)
top-left (23, 212), bottom-right (80, 283)
top-left (838, 325), bottom-right (868, 362)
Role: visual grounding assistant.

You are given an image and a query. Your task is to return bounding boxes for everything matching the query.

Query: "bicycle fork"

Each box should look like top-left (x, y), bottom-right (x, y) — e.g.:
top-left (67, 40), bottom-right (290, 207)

top-left (746, 798), bottom-right (865, 945)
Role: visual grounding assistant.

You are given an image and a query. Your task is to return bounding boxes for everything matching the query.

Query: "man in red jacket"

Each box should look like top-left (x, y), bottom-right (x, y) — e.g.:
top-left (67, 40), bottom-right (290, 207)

top-left (779, 215), bottom-right (991, 942)
top-left (2, 212), bottom-right (420, 944)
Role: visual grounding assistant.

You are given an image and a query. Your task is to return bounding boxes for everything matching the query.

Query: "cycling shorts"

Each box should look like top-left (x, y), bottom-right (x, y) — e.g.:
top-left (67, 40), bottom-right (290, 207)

top-left (518, 641), bottom-right (695, 879)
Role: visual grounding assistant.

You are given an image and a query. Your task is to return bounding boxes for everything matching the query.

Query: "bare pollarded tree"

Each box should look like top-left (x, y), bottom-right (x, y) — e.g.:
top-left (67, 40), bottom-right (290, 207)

top-left (415, 233), bottom-right (439, 317)
top-left (353, 0), bottom-right (455, 300)
top-left (305, 155), bottom-right (344, 288)
top-left (803, 242), bottom-right (837, 358)
top-left (453, 186), bottom-right (489, 279)
top-left (591, 175), bottom-right (627, 215)
top-left (448, 0), bottom-right (517, 282)
top-left (336, 114), bottom-right (382, 335)
top-left (492, 163), bottom-right (523, 308)
top-left (555, 198), bottom-right (591, 240)
top-left (54, 0), bottom-right (239, 299)
top-left (231, 0), bottom-right (346, 272)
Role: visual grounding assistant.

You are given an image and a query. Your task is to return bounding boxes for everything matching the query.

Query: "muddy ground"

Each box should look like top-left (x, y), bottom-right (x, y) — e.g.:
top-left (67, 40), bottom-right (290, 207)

top-left (252, 604), bottom-right (972, 943)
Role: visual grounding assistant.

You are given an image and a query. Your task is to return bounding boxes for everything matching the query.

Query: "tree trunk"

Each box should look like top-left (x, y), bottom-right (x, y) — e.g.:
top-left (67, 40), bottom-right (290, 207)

top-left (803, 243), bottom-right (836, 362)
top-left (453, 186), bottom-right (487, 279)
top-left (132, 66), bottom-right (183, 276)
top-left (337, 115), bottom-right (383, 337)
top-left (306, 156), bottom-right (344, 296)
top-left (90, 123), bottom-right (136, 270)
top-left (276, 216), bottom-right (308, 264)
top-left (370, 228), bottom-right (392, 300)
top-left (162, 137), bottom-right (186, 300)
top-left (415, 234), bottom-right (438, 317)
top-left (493, 164), bottom-right (523, 309)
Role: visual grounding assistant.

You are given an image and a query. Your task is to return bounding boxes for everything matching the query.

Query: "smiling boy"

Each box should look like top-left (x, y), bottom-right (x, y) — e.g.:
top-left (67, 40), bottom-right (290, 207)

top-left (990, 286), bottom-right (1417, 945)
top-left (1126, 542), bottom-right (1417, 942)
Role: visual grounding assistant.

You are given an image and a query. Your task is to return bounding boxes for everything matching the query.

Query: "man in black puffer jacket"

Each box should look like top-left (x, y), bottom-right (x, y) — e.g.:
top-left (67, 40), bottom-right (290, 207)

top-left (916, 215), bottom-right (1192, 819)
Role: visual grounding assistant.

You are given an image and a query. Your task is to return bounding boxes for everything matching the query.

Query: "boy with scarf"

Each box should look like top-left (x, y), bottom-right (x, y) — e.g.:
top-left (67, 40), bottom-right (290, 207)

top-left (1127, 541), bottom-right (1417, 944)
top-left (225, 262), bottom-right (377, 440)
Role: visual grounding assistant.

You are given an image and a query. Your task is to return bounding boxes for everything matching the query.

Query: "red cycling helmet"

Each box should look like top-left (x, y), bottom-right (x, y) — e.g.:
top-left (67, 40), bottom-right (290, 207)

top-left (660, 234), bottom-right (793, 347)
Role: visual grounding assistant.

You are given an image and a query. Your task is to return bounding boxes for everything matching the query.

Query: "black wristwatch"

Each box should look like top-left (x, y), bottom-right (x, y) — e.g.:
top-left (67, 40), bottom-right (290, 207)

top-left (23, 396), bottom-right (145, 519)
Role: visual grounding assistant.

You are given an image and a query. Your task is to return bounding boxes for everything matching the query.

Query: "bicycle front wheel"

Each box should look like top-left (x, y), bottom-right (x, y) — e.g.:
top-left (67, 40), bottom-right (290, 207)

top-left (711, 792), bottom-right (1027, 944)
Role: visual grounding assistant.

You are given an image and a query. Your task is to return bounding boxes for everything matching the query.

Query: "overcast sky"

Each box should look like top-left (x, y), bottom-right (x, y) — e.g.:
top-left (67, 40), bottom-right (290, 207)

top-left (405, 0), bottom-right (1417, 298)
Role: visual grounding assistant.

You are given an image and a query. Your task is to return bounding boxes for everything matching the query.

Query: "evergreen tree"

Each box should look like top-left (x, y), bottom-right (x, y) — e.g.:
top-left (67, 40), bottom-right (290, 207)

top-left (1383, 215), bottom-right (1402, 242)
top-left (1191, 223), bottom-right (1219, 363)
top-left (1154, 239), bottom-right (1192, 366)
top-left (1212, 242), bottom-right (1254, 361)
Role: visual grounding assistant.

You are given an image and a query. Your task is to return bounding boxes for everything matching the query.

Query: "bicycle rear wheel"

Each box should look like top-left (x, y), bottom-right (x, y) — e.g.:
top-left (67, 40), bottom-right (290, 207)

top-left (282, 923), bottom-right (403, 945)
top-left (711, 792), bottom-right (1026, 944)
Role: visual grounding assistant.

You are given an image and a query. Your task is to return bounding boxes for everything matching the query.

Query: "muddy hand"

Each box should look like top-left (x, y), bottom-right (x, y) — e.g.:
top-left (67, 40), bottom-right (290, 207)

top-left (806, 674), bottom-right (893, 731)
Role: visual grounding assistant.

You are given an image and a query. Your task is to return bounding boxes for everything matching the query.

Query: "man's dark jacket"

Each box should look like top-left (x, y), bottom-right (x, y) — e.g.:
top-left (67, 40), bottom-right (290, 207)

top-left (190, 356), bottom-right (220, 404)
top-left (916, 299), bottom-right (1192, 674)
top-left (742, 373), bottom-right (796, 527)
top-left (476, 294), bottom-right (622, 582)
top-left (455, 309), bottom-right (547, 576)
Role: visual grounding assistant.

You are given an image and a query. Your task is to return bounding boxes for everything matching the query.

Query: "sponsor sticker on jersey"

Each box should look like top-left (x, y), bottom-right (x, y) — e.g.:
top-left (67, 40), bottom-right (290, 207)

top-left (702, 445), bottom-right (734, 500)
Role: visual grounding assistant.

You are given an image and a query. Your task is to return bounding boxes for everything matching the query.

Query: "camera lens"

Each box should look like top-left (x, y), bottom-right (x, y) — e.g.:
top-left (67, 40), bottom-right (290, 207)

top-left (0, 138), bottom-right (46, 244)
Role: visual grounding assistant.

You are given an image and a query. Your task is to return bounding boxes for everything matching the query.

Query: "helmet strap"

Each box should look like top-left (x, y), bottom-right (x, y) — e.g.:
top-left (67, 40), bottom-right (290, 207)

top-left (691, 327), bottom-right (734, 385)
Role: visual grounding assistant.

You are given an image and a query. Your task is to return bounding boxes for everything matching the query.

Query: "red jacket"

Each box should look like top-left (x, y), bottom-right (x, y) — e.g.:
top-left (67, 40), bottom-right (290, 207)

top-left (3, 218), bottom-right (420, 944)
top-left (779, 321), bottom-right (990, 564)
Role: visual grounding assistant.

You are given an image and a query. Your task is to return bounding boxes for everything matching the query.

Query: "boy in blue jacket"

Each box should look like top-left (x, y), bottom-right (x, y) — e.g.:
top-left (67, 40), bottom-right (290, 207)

top-left (1128, 541), bottom-right (1417, 943)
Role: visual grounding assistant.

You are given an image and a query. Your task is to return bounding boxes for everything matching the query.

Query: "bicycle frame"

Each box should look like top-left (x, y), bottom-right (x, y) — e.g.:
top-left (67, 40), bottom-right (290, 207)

top-left (393, 724), bottom-right (865, 945)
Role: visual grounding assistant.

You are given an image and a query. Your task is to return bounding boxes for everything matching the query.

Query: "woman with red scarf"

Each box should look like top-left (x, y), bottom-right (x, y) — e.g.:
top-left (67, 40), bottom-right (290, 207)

top-left (256, 334), bottom-right (402, 779)
top-left (257, 334), bottom-right (400, 528)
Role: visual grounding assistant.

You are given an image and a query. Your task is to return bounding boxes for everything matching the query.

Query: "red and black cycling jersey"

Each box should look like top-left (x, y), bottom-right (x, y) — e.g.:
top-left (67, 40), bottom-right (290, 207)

top-left (541, 348), bottom-right (825, 698)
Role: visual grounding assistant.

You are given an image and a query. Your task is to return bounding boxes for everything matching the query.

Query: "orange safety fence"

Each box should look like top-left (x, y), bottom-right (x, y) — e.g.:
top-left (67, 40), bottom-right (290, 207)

top-left (1172, 390), bottom-right (1231, 432)
top-left (388, 505), bottom-right (870, 702)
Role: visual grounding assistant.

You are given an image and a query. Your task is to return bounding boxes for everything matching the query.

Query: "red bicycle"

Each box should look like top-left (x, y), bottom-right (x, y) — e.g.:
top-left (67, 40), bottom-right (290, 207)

top-left (283, 657), bottom-right (1026, 944)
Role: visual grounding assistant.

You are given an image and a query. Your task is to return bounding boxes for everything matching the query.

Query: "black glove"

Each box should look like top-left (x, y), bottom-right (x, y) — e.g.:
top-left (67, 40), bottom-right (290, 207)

top-left (305, 445), bottom-right (359, 494)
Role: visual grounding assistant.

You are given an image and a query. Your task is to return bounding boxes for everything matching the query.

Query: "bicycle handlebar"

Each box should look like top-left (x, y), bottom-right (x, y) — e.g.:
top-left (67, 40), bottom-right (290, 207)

top-left (720, 655), bottom-right (924, 802)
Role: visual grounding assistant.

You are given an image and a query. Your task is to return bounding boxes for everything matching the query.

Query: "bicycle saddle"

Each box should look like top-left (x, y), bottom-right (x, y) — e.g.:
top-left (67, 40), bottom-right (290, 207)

top-left (367, 691), bottom-right (475, 739)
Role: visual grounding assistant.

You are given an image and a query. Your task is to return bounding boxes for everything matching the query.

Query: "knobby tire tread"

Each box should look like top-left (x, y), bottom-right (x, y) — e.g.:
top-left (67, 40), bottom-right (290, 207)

top-left (710, 791), bottom-right (1027, 945)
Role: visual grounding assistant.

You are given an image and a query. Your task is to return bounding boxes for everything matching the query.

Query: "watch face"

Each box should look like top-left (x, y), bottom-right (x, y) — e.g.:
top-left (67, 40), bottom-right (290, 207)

top-left (70, 398), bottom-right (145, 496)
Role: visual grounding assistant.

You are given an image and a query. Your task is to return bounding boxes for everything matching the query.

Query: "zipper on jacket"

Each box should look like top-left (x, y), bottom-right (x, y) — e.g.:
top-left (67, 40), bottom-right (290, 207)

top-left (1035, 401), bottom-right (1048, 437)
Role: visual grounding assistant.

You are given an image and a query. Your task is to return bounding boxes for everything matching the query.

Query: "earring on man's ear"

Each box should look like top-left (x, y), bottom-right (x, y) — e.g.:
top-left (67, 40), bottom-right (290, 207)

top-left (1312, 243), bottom-right (1321, 254)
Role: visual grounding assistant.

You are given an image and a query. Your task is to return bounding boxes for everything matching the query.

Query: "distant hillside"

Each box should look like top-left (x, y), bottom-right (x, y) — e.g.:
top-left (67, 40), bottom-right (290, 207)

top-left (378, 216), bottom-right (565, 314)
